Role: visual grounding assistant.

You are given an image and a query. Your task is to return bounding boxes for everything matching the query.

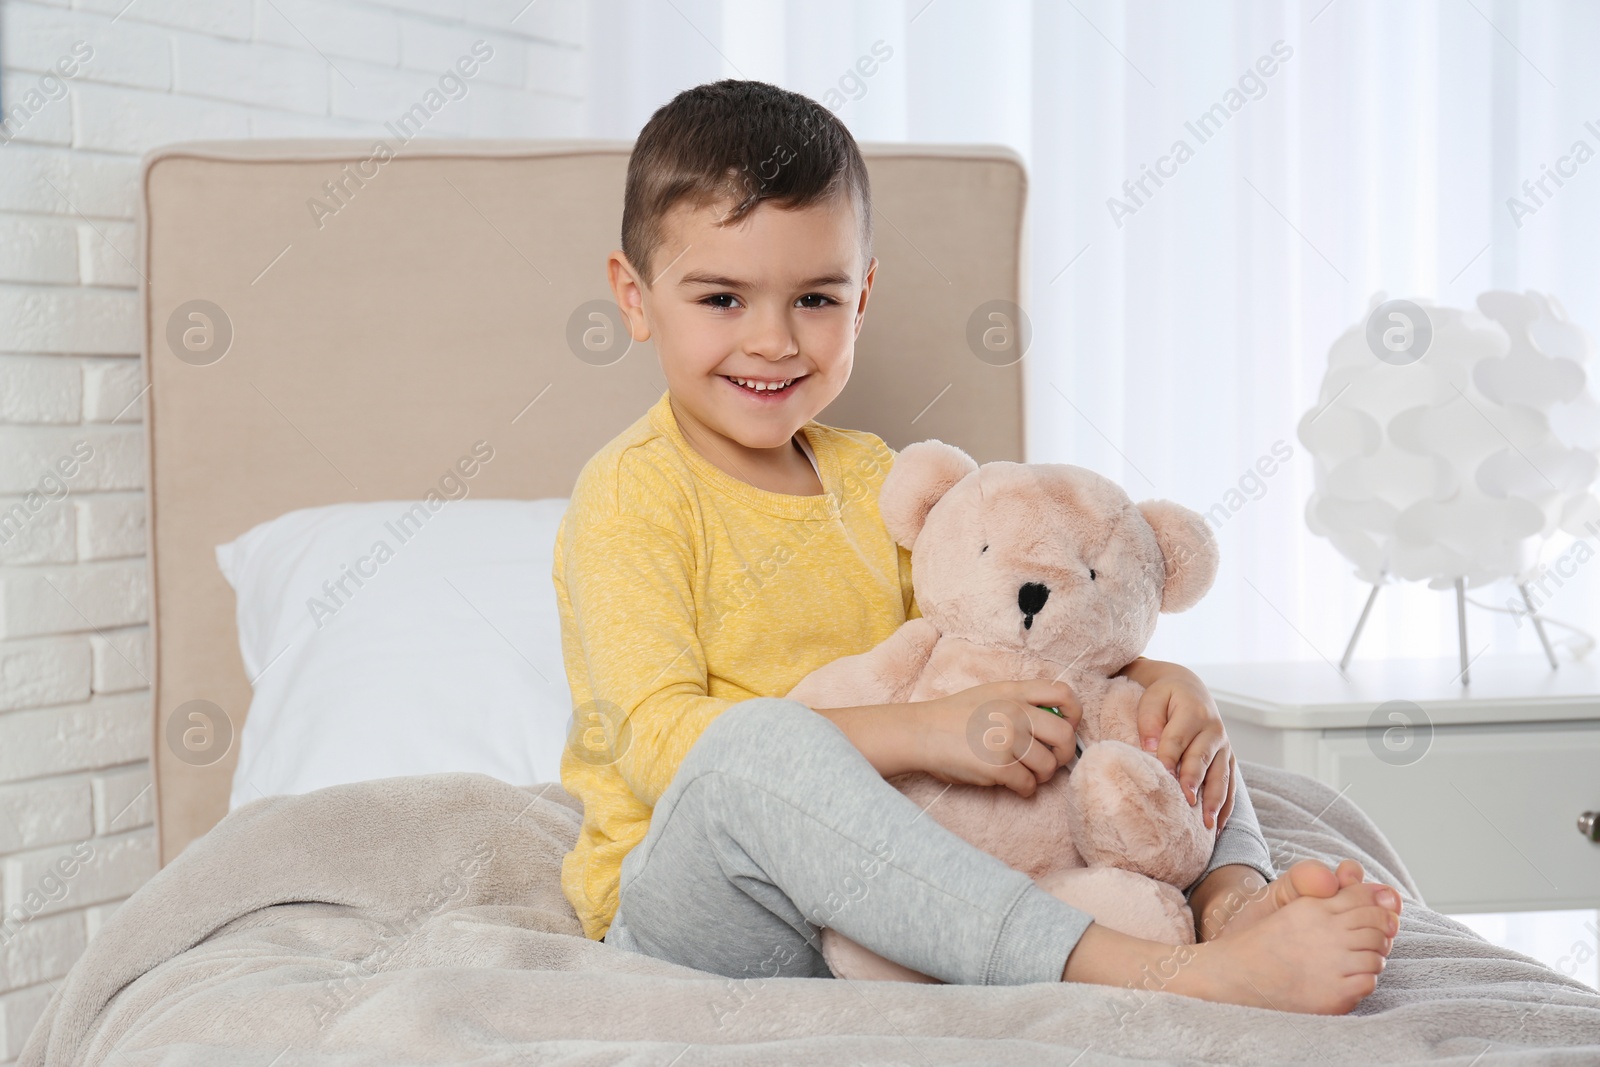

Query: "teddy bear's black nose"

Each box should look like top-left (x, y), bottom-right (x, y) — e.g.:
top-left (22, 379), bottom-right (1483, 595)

top-left (1018, 582), bottom-right (1050, 628)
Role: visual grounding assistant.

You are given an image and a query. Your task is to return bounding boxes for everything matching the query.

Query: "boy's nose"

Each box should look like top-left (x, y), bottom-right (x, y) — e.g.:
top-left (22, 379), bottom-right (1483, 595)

top-left (741, 306), bottom-right (800, 361)
top-left (1018, 582), bottom-right (1050, 627)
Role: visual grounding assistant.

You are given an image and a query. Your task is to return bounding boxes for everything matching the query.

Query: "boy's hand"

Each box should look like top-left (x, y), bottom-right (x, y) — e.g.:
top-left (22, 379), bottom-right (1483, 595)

top-left (916, 680), bottom-right (1081, 798)
top-left (1119, 657), bottom-right (1235, 831)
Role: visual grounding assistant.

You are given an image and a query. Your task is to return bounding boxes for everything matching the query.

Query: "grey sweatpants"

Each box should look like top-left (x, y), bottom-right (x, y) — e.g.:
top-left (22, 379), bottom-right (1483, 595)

top-left (603, 698), bottom-right (1276, 986)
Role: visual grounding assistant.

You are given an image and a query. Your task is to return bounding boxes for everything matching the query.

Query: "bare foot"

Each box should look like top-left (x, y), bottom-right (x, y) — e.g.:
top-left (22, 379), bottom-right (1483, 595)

top-left (1216, 858), bottom-right (1379, 939)
top-left (1170, 879), bottom-right (1402, 1014)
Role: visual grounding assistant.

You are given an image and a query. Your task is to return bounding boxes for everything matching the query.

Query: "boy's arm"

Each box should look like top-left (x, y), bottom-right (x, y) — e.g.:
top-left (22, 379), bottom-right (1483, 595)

top-left (563, 514), bottom-right (730, 808)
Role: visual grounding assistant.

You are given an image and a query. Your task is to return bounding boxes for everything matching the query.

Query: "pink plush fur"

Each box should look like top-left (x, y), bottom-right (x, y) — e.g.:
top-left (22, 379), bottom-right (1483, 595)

top-left (787, 440), bottom-right (1221, 983)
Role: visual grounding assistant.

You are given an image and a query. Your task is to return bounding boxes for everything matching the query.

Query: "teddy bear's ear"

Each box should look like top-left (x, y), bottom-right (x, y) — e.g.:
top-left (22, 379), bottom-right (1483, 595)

top-left (1135, 500), bottom-right (1219, 613)
top-left (879, 440), bottom-right (979, 550)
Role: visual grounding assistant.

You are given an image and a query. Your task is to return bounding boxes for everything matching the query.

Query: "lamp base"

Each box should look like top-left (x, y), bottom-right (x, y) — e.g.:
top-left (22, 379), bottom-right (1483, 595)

top-left (1338, 578), bottom-right (1559, 685)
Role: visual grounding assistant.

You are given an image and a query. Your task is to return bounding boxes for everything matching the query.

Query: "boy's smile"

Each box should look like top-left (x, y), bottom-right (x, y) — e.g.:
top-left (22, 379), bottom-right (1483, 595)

top-left (608, 190), bottom-right (876, 496)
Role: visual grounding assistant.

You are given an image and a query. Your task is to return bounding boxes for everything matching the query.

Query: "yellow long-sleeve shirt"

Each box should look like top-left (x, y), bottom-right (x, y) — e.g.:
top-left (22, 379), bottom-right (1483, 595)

top-left (554, 389), bottom-right (919, 940)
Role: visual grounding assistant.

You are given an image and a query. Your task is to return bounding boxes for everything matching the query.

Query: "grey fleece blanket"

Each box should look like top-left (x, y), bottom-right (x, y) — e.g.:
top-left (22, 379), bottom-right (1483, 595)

top-left (22, 764), bottom-right (1600, 1066)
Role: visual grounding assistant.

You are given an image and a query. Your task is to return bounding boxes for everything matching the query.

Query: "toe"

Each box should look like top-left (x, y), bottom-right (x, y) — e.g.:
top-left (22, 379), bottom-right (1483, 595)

top-left (1344, 968), bottom-right (1380, 1000)
top-left (1335, 858), bottom-right (1365, 887)
top-left (1348, 949), bottom-right (1386, 976)
top-left (1327, 974), bottom-right (1377, 1015)
top-left (1348, 927), bottom-right (1389, 954)
top-left (1341, 904), bottom-right (1400, 938)
top-left (1285, 859), bottom-right (1340, 900)
top-left (1329, 881), bottom-right (1399, 915)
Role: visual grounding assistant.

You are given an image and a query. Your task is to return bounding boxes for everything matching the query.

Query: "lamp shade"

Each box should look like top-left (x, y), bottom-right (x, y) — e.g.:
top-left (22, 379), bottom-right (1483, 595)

top-left (1299, 291), bottom-right (1600, 590)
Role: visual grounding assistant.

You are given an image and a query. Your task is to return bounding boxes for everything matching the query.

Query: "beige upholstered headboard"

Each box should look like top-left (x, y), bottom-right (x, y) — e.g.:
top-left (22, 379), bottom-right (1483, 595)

top-left (142, 139), bottom-right (1029, 864)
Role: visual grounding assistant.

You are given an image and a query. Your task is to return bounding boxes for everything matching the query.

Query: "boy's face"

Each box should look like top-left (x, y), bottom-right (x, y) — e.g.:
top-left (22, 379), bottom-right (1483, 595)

top-left (608, 191), bottom-right (876, 453)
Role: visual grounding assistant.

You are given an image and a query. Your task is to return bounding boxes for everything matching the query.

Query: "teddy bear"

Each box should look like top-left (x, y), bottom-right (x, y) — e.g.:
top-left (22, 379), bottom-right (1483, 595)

top-left (787, 439), bottom-right (1222, 983)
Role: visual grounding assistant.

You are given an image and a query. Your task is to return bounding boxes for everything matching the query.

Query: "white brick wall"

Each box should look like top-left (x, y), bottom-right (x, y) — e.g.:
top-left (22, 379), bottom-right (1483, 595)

top-left (0, 1), bottom-right (585, 1055)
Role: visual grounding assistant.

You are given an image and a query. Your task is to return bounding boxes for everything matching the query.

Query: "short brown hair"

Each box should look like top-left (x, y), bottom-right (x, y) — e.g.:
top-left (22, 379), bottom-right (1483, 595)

top-left (621, 79), bottom-right (873, 285)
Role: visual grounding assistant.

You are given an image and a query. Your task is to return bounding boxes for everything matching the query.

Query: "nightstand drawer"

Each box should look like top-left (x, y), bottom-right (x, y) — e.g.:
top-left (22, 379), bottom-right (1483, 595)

top-left (1318, 721), bottom-right (1600, 913)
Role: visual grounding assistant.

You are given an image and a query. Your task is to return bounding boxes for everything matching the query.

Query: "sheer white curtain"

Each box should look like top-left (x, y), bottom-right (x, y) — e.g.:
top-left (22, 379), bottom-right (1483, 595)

top-left (581, 0), bottom-right (1600, 667)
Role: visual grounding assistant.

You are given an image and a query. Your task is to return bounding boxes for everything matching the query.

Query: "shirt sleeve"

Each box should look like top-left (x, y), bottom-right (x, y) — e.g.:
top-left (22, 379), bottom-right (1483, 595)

top-left (562, 514), bottom-right (734, 808)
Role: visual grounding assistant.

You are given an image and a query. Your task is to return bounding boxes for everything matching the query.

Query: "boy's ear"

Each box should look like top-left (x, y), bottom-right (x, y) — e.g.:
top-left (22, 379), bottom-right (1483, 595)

top-left (880, 440), bottom-right (978, 550)
top-left (606, 250), bottom-right (651, 342)
top-left (1135, 499), bottom-right (1219, 613)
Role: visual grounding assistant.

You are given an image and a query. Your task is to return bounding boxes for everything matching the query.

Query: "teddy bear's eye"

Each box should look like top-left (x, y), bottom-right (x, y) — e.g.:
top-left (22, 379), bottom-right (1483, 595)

top-left (981, 544), bottom-right (988, 554)
top-left (1089, 568), bottom-right (1097, 580)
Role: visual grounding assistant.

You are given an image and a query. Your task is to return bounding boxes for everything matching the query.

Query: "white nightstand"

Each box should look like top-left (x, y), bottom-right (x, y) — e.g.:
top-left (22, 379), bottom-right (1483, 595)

top-left (1194, 655), bottom-right (1600, 914)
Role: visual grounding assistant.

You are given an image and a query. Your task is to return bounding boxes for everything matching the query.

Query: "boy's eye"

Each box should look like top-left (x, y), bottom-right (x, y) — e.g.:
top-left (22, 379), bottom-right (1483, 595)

top-left (702, 294), bottom-right (740, 310)
top-left (796, 293), bottom-right (837, 309)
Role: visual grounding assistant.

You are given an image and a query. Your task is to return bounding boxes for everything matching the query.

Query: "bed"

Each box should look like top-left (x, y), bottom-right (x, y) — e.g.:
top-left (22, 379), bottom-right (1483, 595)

top-left (21, 140), bottom-right (1600, 1065)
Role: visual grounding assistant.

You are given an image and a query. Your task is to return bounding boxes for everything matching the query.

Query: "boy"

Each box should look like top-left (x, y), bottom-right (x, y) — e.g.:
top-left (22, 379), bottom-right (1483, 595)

top-left (555, 79), bottom-right (1401, 1012)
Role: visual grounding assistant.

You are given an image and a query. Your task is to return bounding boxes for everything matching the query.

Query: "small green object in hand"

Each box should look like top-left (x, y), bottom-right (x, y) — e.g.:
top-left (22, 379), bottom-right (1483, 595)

top-left (1037, 705), bottom-right (1084, 758)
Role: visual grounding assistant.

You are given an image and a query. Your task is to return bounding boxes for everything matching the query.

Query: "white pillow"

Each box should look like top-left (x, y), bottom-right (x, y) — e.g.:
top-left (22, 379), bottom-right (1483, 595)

top-left (217, 498), bottom-right (573, 810)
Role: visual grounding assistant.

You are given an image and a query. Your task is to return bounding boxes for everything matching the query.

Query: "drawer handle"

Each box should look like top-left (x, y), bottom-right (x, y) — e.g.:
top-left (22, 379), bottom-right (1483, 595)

top-left (1581, 812), bottom-right (1600, 843)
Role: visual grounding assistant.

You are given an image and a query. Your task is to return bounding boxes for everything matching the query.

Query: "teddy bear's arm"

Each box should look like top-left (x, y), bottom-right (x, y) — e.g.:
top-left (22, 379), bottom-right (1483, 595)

top-left (787, 617), bottom-right (942, 710)
top-left (1076, 675), bottom-right (1144, 748)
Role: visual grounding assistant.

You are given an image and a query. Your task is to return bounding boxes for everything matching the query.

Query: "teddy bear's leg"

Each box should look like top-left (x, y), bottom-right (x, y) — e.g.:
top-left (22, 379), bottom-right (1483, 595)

top-left (1035, 867), bottom-right (1194, 946)
top-left (820, 927), bottom-right (943, 983)
top-left (1065, 740), bottom-right (1213, 888)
